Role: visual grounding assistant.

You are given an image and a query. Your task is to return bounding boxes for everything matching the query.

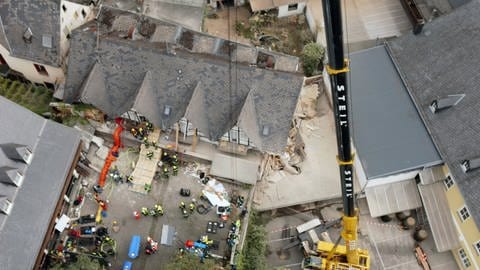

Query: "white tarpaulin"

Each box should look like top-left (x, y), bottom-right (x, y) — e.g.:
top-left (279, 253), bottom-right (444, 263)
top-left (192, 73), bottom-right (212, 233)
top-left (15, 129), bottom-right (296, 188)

top-left (55, 214), bottom-right (70, 232)
top-left (202, 179), bottom-right (230, 207)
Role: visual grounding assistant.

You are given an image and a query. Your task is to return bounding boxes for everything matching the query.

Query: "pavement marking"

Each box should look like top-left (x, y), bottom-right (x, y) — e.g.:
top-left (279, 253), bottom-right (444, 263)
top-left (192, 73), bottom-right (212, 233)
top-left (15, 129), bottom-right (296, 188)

top-left (370, 228), bottom-right (386, 270)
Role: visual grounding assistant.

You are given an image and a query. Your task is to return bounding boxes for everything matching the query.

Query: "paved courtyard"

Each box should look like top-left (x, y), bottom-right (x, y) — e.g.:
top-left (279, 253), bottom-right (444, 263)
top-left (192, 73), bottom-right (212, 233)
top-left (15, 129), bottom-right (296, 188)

top-left (262, 200), bottom-right (458, 270)
top-left (65, 134), bottom-right (250, 269)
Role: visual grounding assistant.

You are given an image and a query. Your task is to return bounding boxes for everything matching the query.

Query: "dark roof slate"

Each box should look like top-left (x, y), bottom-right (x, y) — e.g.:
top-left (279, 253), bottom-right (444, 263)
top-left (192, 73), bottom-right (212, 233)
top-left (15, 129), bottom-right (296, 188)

top-left (0, 0), bottom-right (61, 66)
top-left (349, 46), bottom-right (442, 179)
top-left (64, 6), bottom-right (303, 153)
top-left (0, 97), bottom-right (81, 269)
top-left (387, 0), bottom-right (480, 226)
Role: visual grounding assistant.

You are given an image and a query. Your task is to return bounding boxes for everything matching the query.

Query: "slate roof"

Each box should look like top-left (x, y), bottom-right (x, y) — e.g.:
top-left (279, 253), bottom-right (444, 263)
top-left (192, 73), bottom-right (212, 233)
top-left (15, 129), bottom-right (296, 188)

top-left (0, 97), bottom-right (81, 269)
top-left (387, 0), bottom-right (480, 227)
top-left (66, 0), bottom-right (99, 5)
top-left (0, 0), bottom-right (61, 66)
top-left (349, 46), bottom-right (442, 179)
top-left (64, 6), bottom-right (303, 153)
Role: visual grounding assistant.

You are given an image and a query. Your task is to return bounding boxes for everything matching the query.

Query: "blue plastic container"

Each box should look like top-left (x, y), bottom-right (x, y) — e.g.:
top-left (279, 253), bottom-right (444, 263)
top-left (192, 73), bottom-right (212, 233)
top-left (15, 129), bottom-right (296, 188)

top-left (128, 235), bottom-right (141, 259)
top-left (122, 261), bottom-right (133, 270)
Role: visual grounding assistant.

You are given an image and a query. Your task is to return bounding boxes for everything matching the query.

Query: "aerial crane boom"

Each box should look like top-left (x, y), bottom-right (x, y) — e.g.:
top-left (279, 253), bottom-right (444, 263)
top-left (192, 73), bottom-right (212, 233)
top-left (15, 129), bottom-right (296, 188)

top-left (303, 0), bottom-right (370, 269)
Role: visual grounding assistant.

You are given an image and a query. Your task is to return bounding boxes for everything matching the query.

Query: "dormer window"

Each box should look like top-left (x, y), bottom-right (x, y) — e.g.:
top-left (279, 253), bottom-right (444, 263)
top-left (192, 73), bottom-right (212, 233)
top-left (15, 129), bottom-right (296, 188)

top-left (0, 144), bottom-right (32, 164)
top-left (460, 157), bottom-right (480, 173)
top-left (0, 198), bottom-right (13, 215)
top-left (22, 148), bottom-right (32, 164)
top-left (163, 105), bottom-right (172, 116)
top-left (13, 172), bottom-right (24, 187)
top-left (42, 34), bottom-right (53, 49)
top-left (23, 27), bottom-right (33, 43)
top-left (429, 94), bottom-right (465, 113)
top-left (262, 125), bottom-right (270, 136)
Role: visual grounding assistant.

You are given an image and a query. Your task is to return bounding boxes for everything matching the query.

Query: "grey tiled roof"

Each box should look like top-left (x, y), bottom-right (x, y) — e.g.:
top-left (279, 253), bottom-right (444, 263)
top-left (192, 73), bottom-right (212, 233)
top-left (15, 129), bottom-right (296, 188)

top-left (0, 0), bottom-right (61, 66)
top-left (349, 46), bottom-right (442, 179)
top-left (64, 6), bottom-right (303, 153)
top-left (0, 97), bottom-right (81, 269)
top-left (387, 0), bottom-right (480, 227)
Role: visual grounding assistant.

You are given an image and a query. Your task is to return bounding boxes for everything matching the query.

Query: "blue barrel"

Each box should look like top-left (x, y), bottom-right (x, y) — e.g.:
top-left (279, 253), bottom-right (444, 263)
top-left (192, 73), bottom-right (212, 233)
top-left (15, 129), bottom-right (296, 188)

top-left (193, 241), bottom-right (207, 249)
top-left (128, 235), bottom-right (141, 259)
top-left (122, 261), bottom-right (133, 270)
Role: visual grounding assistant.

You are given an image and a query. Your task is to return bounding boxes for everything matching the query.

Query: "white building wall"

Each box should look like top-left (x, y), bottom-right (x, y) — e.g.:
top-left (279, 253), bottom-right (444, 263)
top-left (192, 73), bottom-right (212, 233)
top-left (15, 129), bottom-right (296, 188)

top-left (0, 44), bottom-right (64, 85)
top-left (278, 2), bottom-right (306, 17)
top-left (208, 0), bottom-right (244, 8)
top-left (0, 1), bottom-right (94, 86)
top-left (365, 170), bottom-right (421, 188)
top-left (60, 1), bottom-right (96, 61)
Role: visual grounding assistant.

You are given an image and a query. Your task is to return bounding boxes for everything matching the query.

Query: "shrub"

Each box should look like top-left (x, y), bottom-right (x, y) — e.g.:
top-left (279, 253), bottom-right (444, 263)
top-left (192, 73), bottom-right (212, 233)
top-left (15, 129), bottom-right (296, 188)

top-left (237, 210), bottom-right (267, 270)
top-left (301, 42), bottom-right (325, 77)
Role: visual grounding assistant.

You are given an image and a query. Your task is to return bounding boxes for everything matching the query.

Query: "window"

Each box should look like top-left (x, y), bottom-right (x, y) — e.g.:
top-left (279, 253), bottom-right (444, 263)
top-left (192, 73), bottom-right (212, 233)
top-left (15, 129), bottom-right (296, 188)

top-left (288, 3), bottom-right (298, 11)
top-left (0, 198), bottom-right (12, 215)
top-left (458, 205), bottom-right (471, 222)
top-left (33, 64), bottom-right (48, 76)
top-left (0, 53), bottom-right (6, 65)
top-left (62, 4), bottom-right (66, 12)
top-left (22, 148), bottom-right (32, 164)
top-left (262, 125), bottom-right (270, 136)
top-left (81, 9), bottom-right (87, 18)
top-left (230, 127), bottom-right (238, 142)
top-left (474, 240), bottom-right (480, 256)
top-left (14, 172), bottom-right (24, 187)
top-left (458, 248), bottom-right (472, 268)
top-left (44, 82), bottom-right (55, 90)
top-left (42, 34), bottom-right (53, 48)
top-left (444, 176), bottom-right (454, 190)
top-left (163, 105), bottom-right (172, 116)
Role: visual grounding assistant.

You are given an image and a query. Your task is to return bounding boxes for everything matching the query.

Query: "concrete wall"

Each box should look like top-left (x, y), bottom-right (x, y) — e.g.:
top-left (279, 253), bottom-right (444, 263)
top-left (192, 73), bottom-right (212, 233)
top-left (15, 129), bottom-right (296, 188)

top-left (207, 0), bottom-right (244, 8)
top-left (60, 1), bottom-right (96, 62)
top-left (278, 2), bottom-right (306, 17)
top-left (444, 165), bottom-right (480, 270)
top-left (161, 0), bottom-right (205, 8)
top-left (0, 44), bottom-right (64, 85)
top-left (305, 3), bottom-right (316, 34)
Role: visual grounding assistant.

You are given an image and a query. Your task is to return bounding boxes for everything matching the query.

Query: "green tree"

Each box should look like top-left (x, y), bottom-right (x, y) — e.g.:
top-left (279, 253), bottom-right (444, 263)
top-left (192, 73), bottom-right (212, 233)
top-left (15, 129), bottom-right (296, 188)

top-left (237, 211), bottom-right (267, 270)
top-left (165, 253), bottom-right (217, 270)
top-left (301, 42), bottom-right (325, 77)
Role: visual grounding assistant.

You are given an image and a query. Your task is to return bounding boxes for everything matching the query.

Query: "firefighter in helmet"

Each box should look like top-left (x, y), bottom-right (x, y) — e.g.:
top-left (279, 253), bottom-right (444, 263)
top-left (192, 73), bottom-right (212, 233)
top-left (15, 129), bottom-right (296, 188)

top-left (172, 165), bottom-right (178, 176)
top-left (162, 166), bottom-right (169, 178)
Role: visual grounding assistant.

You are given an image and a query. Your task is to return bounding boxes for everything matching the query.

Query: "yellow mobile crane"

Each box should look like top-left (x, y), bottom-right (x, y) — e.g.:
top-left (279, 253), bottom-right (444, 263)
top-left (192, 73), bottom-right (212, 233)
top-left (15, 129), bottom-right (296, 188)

top-left (303, 0), bottom-right (370, 269)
